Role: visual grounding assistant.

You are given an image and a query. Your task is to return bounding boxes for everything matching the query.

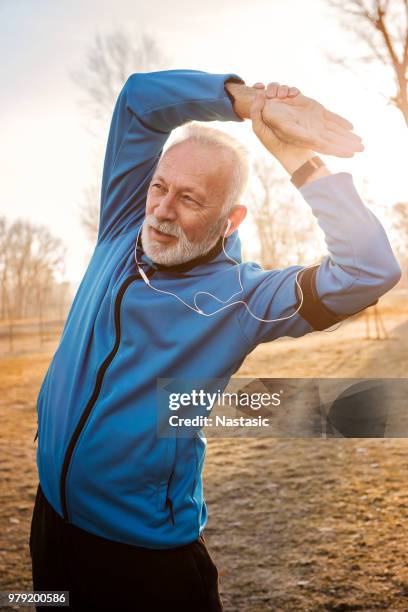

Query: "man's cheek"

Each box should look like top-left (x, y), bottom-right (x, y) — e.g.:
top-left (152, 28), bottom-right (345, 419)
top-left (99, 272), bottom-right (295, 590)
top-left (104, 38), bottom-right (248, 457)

top-left (145, 199), bottom-right (153, 215)
top-left (184, 219), bottom-right (207, 243)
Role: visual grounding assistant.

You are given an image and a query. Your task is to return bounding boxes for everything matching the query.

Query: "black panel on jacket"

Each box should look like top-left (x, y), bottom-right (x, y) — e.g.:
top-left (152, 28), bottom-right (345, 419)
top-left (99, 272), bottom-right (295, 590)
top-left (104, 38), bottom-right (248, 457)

top-left (296, 265), bottom-right (378, 331)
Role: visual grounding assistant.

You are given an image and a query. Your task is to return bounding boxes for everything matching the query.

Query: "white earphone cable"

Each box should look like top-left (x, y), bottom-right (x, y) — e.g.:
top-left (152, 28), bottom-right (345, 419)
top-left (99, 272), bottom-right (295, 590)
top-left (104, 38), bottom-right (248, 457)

top-left (134, 222), bottom-right (344, 331)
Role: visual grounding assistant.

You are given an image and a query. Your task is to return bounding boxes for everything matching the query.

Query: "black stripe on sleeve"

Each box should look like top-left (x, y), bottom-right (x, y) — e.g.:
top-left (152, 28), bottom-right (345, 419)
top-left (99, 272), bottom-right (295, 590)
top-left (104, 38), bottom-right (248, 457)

top-left (296, 265), bottom-right (378, 331)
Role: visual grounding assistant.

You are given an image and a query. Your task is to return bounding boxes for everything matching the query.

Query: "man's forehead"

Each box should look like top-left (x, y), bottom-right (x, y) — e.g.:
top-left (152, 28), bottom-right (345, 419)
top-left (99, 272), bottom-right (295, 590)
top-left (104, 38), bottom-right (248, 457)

top-left (152, 171), bottom-right (207, 199)
top-left (155, 142), bottom-right (233, 194)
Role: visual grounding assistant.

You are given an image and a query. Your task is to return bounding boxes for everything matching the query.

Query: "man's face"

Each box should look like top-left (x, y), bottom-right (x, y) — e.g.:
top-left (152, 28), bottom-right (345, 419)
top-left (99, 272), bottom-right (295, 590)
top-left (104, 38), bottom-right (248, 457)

top-left (142, 140), bottom-right (234, 266)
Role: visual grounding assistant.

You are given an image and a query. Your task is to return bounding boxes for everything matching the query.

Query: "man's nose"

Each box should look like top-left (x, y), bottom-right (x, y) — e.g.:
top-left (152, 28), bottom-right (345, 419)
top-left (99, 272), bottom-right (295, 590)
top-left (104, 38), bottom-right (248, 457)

top-left (154, 193), bottom-right (178, 222)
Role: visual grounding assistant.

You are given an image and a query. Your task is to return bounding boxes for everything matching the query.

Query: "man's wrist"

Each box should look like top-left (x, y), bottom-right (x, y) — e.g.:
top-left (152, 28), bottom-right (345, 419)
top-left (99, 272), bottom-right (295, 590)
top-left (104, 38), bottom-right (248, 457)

top-left (301, 164), bottom-right (331, 185)
top-left (224, 80), bottom-right (256, 120)
top-left (273, 145), bottom-right (315, 173)
top-left (271, 145), bottom-right (331, 184)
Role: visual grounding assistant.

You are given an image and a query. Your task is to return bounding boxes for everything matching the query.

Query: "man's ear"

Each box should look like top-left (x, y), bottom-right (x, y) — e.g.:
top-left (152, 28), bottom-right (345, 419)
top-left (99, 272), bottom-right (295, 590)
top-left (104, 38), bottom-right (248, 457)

top-left (225, 205), bottom-right (247, 237)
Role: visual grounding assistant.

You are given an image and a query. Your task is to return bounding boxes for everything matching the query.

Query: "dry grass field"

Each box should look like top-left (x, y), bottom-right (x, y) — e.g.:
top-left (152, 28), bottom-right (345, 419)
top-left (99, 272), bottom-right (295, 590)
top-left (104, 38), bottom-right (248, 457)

top-left (0, 288), bottom-right (407, 611)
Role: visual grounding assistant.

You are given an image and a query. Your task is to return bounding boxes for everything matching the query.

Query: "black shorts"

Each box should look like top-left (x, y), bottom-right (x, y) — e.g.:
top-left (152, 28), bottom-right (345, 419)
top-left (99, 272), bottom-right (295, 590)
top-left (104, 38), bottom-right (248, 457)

top-left (29, 483), bottom-right (223, 611)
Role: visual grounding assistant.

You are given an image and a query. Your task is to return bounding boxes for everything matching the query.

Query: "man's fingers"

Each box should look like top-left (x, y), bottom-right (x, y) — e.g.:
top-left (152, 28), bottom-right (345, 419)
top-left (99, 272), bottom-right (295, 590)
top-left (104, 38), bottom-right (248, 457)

top-left (265, 83), bottom-right (300, 99)
top-left (288, 86), bottom-right (300, 97)
top-left (321, 148), bottom-right (355, 158)
top-left (323, 116), bottom-right (364, 150)
top-left (266, 82), bottom-right (280, 98)
top-left (323, 108), bottom-right (354, 131)
top-left (275, 122), bottom-right (360, 157)
top-left (277, 85), bottom-right (289, 99)
top-left (326, 120), bottom-right (358, 138)
top-left (309, 137), bottom-right (358, 157)
top-left (258, 82), bottom-right (300, 99)
top-left (324, 130), bottom-right (365, 152)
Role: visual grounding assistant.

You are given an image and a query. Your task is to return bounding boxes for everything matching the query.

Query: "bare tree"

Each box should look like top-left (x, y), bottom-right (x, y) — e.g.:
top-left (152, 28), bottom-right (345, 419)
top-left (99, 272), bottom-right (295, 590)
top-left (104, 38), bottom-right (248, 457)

top-left (72, 30), bottom-right (169, 243)
top-left (249, 158), bottom-right (286, 267)
top-left (249, 157), bottom-right (320, 269)
top-left (72, 31), bottom-right (166, 135)
top-left (7, 221), bottom-right (35, 318)
top-left (326, 0), bottom-right (408, 125)
top-left (0, 216), bottom-right (66, 351)
top-left (28, 224), bottom-right (66, 341)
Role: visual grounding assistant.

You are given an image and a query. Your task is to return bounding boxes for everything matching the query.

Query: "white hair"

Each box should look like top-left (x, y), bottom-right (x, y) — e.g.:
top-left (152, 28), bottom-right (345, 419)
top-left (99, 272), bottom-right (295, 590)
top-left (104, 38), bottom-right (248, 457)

top-left (163, 123), bottom-right (250, 214)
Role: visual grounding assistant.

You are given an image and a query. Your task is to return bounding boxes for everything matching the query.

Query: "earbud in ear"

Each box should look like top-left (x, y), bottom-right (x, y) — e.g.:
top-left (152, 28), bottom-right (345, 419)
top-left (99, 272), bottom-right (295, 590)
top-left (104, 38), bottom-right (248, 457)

top-left (224, 219), bottom-right (232, 236)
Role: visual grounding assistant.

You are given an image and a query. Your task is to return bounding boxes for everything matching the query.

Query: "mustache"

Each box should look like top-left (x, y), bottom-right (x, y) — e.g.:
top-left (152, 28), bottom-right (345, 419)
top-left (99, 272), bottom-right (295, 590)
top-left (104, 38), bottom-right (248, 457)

top-left (145, 216), bottom-right (183, 238)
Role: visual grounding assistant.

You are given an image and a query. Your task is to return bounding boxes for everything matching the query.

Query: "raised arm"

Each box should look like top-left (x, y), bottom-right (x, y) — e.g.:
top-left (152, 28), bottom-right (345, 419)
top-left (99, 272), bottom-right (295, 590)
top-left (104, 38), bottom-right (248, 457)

top-left (98, 69), bottom-right (245, 242)
top-left (98, 70), bottom-right (366, 243)
top-left (235, 89), bottom-right (401, 347)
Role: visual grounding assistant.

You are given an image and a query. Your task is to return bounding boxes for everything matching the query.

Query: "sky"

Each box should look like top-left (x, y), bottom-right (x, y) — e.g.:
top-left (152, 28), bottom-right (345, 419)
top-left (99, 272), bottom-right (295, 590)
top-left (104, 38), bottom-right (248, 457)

top-left (1, 0), bottom-right (407, 286)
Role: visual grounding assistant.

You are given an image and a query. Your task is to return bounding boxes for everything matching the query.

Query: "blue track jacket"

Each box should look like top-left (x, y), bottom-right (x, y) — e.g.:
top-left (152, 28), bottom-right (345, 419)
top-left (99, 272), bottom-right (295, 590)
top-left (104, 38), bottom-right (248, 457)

top-left (35, 70), bottom-right (401, 548)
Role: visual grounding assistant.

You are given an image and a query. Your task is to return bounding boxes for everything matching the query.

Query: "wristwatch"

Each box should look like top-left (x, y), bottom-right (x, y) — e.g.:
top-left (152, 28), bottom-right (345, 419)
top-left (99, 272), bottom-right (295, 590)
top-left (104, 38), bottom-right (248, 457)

top-left (290, 156), bottom-right (325, 189)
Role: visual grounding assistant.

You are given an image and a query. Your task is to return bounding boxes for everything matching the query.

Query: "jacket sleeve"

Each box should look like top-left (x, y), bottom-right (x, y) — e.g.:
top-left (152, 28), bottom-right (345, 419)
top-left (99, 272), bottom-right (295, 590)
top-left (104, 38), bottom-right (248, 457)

top-left (97, 69), bottom-right (244, 243)
top-left (236, 172), bottom-right (402, 347)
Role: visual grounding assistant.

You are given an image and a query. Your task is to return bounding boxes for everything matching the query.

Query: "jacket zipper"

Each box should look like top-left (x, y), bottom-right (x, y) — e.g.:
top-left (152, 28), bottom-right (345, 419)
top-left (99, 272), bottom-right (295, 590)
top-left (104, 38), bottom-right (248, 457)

top-left (60, 268), bottom-right (155, 521)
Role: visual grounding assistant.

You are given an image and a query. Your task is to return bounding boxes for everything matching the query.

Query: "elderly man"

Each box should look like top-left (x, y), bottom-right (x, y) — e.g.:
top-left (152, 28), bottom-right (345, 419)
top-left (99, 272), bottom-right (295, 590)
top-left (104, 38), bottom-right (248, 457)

top-left (30, 70), bottom-right (401, 611)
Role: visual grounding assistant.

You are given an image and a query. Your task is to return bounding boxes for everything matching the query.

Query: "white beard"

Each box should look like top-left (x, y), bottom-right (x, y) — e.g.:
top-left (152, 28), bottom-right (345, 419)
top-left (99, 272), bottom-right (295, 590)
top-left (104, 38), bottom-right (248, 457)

top-left (141, 213), bottom-right (227, 266)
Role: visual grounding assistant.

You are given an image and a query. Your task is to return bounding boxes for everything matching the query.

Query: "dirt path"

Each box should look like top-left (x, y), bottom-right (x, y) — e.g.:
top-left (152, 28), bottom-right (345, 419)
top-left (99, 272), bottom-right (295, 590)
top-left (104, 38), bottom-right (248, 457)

top-left (0, 290), bottom-right (407, 611)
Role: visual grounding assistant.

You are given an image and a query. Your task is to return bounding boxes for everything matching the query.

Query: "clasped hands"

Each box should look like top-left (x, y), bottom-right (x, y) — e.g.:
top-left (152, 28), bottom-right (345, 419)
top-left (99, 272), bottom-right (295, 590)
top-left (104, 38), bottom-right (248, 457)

top-left (250, 81), bottom-right (364, 159)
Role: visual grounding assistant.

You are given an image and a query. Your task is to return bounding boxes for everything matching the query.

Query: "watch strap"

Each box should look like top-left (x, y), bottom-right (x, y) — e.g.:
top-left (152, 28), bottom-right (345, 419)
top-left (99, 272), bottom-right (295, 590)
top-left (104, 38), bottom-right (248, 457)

top-left (291, 156), bottom-right (325, 189)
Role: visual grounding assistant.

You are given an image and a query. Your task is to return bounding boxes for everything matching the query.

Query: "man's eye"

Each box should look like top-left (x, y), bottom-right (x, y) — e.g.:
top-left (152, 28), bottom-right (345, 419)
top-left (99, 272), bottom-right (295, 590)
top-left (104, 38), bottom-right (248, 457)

top-left (152, 183), bottom-right (167, 192)
top-left (182, 195), bottom-right (198, 205)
